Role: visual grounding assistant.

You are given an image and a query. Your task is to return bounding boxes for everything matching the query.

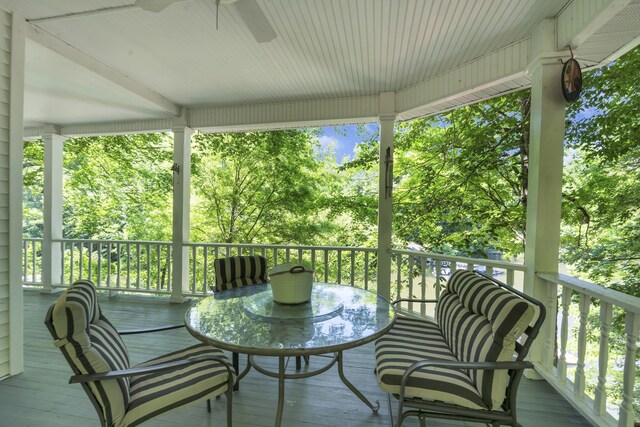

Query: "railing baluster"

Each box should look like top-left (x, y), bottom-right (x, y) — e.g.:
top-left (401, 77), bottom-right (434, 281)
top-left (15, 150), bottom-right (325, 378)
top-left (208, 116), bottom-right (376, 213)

top-left (191, 245), bottom-right (197, 293)
top-left (420, 256), bottom-right (426, 316)
top-left (396, 253), bottom-right (402, 303)
top-left (146, 243), bottom-right (151, 290)
top-left (88, 242), bottom-right (93, 281)
top-left (350, 250), bottom-right (355, 286)
top-left (97, 242), bottom-right (102, 287)
top-left (434, 258), bottom-right (442, 300)
top-left (558, 286), bottom-right (571, 382)
top-left (574, 293), bottom-right (590, 399)
top-left (408, 255), bottom-right (414, 313)
top-left (337, 249), bottom-right (342, 284)
top-left (323, 250), bottom-right (328, 282)
top-left (125, 243), bottom-right (130, 289)
top-left (166, 244), bottom-right (171, 292)
top-left (311, 249), bottom-right (316, 276)
top-left (619, 311), bottom-right (639, 427)
top-left (77, 242), bottom-right (82, 280)
top-left (156, 244), bottom-right (161, 290)
top-left (69, 242), bottom-right (75, 284)
top-left (115, 242), bottom-right (121, 288)
top-left (507, 268), bottom-right (514, 286)
top-left (594, 302), bottom-right (612, 415)
top-left (136, 243), bottom-right (141, 289)
top-left (364, 251), bottom-right (369, 290)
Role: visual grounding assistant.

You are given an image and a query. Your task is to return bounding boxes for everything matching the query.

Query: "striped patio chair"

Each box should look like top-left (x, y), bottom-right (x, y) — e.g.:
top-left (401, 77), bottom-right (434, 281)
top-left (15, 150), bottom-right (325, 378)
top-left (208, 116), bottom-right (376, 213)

top-left (45, 280), bottom-right (234, 427)
top-left (375, 270), bottom-right (546, 427)
top-left (212, 255), bottom-right (268, 292)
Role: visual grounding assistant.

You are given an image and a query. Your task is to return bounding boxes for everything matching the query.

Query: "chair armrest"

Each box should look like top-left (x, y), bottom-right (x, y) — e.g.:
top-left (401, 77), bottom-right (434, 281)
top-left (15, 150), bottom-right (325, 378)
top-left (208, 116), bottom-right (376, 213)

top-left (69, 355), bottom-right (235, 384)
top-left (392, 298), bottom-right (438, 306)
top-left (118, 324), bottom-right (185, 335)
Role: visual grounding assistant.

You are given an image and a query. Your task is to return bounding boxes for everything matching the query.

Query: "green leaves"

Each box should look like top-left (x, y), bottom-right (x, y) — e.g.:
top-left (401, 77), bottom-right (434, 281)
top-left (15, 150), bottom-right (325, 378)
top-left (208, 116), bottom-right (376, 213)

top-left (190, 130), bottom-right (339, 245)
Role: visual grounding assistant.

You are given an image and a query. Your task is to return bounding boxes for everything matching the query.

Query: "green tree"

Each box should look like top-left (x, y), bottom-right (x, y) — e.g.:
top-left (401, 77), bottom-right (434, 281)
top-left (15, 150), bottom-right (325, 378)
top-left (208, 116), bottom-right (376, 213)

top-left (562, 45), bottom-right (640, 301)
top-left (62, 134), bottom-right (173, 240)
top-left (190, 130), bottom-right (339, 245)
top-left (343, 92), bottom-right (532, 259)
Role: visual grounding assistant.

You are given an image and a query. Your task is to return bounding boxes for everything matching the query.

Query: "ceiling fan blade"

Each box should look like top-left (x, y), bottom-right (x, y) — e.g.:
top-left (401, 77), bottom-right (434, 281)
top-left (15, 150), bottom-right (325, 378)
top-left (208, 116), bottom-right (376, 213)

top-left (233, 0), bottom-right (276, 43)
top-left (135, 0), bottom-right (179, 13)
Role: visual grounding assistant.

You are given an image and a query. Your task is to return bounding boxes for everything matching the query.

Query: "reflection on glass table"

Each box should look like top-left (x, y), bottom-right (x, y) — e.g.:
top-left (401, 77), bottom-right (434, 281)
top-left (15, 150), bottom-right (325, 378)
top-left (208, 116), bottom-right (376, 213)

top-left (185, 282), bottom-right (396, 427)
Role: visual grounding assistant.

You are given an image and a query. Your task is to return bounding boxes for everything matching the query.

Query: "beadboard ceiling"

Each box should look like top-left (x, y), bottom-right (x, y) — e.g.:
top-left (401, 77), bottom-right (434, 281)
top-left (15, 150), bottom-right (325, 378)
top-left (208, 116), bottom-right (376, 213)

top-left (1, 0), bottom-right (639, 134)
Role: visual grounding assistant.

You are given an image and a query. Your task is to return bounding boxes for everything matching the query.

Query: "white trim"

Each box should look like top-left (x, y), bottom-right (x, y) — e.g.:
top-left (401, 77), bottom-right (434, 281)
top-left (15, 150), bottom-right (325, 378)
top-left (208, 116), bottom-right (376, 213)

top-left (9, 11), bottom-right (25, 376)
top-left (25, 23), bottom-right (181, 117)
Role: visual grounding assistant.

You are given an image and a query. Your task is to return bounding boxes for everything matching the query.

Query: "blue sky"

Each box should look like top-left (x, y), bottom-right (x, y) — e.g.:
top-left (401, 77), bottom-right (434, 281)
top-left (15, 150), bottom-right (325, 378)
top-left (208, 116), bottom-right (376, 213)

top-left (318, 124), bottom-right (378, 164)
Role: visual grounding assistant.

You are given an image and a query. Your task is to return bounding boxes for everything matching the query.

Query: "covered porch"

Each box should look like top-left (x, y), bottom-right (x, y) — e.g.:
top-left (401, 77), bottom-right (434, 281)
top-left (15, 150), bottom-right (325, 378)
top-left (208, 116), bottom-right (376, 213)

top-left (1, 1), bottom-right (639, 426)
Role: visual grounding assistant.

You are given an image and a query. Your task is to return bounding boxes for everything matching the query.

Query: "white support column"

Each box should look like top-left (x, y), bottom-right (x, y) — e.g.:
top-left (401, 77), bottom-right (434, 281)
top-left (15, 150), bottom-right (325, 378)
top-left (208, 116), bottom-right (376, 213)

top-left (523, 19), bottom-right (567, 374)
top-left (170, 123), bottom-right (193, 303)
top-left (41, 126), bottom-right (66, 293)
top-left (377, 92), bottom-right (397, 301)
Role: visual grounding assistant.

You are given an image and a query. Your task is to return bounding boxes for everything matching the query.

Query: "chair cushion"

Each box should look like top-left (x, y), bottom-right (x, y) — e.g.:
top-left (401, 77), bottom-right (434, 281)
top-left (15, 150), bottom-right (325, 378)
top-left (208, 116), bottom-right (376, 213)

top-left (122, 344), bottom-right (233, 427)
top-left (437, 270), bottom-right (535, 409)
top-left (375, 316), bottom-right (487, 410)
top-left (47, 280), bottom-right (131, 426)
top-left (213, 255), bottom-right (268, 292)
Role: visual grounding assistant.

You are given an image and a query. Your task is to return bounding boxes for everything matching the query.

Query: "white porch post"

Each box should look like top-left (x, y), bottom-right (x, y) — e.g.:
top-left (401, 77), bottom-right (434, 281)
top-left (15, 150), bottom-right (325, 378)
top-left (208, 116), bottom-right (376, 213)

top-left (170, 123), bottom-right (193, 303)
top-left (523, 19), bottom-right (567, 373)
top-left (377, 92), bottom-right (397, 301)
top-left (41, 126), bottom-right (66, 293)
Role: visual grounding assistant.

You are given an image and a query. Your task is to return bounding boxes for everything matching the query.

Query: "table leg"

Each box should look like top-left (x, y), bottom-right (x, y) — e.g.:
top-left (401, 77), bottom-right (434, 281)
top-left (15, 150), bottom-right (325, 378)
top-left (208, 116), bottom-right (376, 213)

top-left (337, 350), bottom-right (380, 414)
top-left (275, 356), bottom-right (286, 427)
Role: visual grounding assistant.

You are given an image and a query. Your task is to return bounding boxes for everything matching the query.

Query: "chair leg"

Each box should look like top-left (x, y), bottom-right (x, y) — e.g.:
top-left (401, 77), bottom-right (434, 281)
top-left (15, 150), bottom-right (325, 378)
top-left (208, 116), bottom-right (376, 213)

top-left (207, 398), bottom-right (211, 413)
top-left (225, 380), bottom-right (233, 427)
top-left (295, 355), bottom-right (310, 370)
top-left (232, 352), bottom-right (240, 391)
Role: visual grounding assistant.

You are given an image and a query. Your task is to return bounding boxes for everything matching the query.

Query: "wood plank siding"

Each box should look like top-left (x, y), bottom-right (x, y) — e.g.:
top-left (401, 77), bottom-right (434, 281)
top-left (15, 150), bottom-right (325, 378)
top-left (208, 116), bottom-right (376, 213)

top-left (0, 289), bottom-right (594, 427)
top-left (0, 7), bottom-right (11, 380)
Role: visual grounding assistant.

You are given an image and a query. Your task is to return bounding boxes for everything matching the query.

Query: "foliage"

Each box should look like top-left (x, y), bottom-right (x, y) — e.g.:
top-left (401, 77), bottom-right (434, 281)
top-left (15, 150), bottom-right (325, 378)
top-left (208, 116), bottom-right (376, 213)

top-left (62, 134), bottom-right (174, 240)
top-left (562, 45), bottom-right (640, 305)
top-left (343, 92), bottom-right (531, 258)
top-left (189, 130), bottom-right (340, 245)
top-left (22, 134), bottom-right (174, 240)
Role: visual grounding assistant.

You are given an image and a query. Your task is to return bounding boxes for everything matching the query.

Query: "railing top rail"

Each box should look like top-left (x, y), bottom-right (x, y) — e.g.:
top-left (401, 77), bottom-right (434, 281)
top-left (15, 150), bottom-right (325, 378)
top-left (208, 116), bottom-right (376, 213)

top-left (391, 248), bottom-right (526, 271)
top-left (185, 242), bottom-right (378, 252)
top-left (53, 238), bottom-right (172, 245)
top-left (538, 272), bottom-right (640, 314)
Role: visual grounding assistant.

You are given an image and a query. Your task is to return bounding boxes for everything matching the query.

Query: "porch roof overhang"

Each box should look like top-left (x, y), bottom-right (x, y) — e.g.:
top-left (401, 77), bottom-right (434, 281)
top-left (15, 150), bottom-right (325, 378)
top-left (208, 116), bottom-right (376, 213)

top-left (1, 0), bottom-right (639, 138)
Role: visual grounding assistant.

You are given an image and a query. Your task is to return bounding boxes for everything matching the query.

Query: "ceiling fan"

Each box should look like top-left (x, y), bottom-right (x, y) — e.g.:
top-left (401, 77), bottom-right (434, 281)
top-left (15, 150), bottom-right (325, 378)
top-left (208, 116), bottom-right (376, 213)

top-left (135, 0), bottom-right (277, 43)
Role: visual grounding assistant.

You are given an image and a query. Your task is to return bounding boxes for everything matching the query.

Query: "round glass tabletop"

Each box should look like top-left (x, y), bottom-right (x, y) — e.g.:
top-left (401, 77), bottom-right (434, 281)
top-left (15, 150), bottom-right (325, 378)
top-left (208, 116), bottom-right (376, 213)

top-left (185, 283), bottom-right (396, 356)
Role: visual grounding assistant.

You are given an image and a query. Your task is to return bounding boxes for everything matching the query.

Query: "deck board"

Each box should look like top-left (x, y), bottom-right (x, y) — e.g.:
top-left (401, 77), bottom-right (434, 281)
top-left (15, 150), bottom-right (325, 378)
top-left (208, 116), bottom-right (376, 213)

top-left (0, 289), bottom-right (594, 427)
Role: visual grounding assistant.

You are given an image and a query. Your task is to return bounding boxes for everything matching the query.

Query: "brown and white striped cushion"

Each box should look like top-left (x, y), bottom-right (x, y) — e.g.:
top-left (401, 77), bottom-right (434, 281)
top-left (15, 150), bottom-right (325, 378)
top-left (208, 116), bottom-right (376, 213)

top-left (437, 270), bottom-right (534, 409)
top-left (122, 344), bottom-right (232, 427)
top-left (213, 255), bottom-right (268, 292)
top-left (48, 280), bottom-right (131, 426)
top-left (375, 316), bottom-right (486, 409)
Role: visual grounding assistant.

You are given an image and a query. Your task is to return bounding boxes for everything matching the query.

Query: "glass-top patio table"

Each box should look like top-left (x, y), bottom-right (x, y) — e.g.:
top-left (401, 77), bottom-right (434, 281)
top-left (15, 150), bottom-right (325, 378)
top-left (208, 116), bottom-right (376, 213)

top-left (185, 282), bottom-right (396, 426)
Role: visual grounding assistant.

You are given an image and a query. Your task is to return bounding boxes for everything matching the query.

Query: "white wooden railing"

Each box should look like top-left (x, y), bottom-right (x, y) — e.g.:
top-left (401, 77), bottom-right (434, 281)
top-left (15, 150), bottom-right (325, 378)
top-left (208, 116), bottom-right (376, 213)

top-left (537, 272), bottom-right (640, 427)
top-left (390, 248), bottom-right (527, 317)
top-left (184, 243), bottom-right (378, 295)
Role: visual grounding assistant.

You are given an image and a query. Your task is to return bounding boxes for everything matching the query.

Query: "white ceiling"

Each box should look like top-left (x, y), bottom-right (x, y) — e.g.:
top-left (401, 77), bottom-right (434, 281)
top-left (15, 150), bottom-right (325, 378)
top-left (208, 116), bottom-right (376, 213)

top-left (0, 0), bottom-right (638, 134)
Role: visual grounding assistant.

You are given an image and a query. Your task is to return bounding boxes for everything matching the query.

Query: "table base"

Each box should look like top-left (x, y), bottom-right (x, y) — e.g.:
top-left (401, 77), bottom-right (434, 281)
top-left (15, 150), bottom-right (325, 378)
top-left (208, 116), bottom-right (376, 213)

top-left (242, 351), bottom-right (380, 426)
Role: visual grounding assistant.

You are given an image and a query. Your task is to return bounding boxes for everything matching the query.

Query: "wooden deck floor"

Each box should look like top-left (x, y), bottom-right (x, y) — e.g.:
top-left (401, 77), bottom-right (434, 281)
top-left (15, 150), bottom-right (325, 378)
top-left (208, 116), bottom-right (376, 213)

top-left (0, 289), bottom-right (593, 427)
